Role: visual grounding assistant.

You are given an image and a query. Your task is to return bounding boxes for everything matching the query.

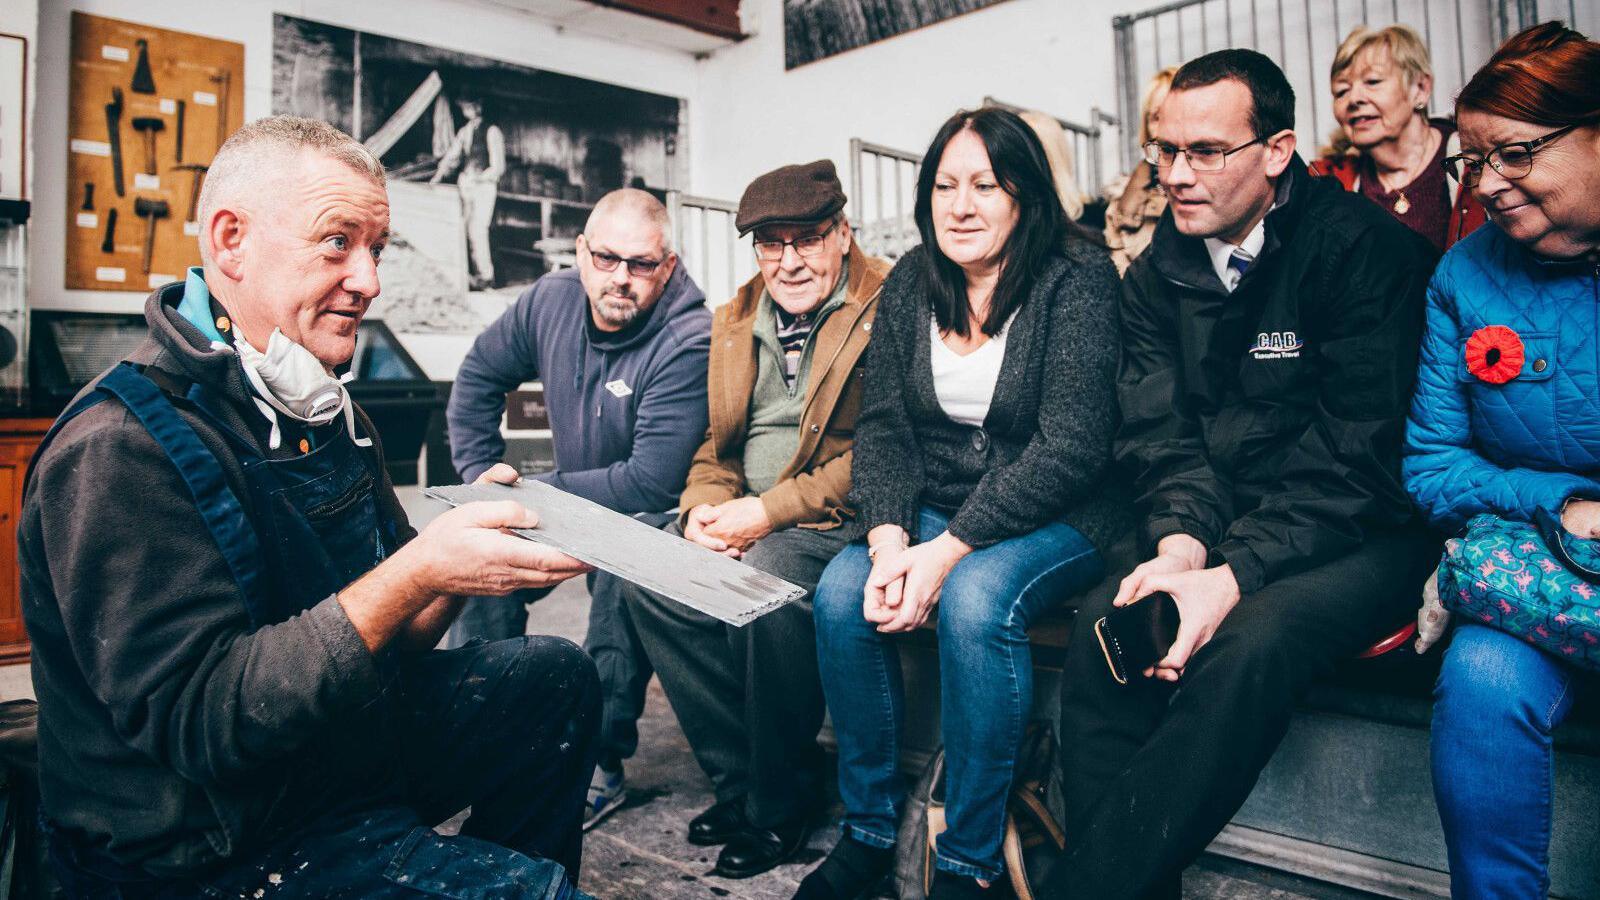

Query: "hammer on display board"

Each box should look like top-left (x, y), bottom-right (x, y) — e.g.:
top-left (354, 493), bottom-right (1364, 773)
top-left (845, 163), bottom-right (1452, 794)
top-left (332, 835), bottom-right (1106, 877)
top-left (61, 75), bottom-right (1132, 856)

top-left (132, 117), bottom-right (164, 176)
top-left (173, 163), bottom-right (208, 223)
top-left (135, 197), bottom-right (169, 275)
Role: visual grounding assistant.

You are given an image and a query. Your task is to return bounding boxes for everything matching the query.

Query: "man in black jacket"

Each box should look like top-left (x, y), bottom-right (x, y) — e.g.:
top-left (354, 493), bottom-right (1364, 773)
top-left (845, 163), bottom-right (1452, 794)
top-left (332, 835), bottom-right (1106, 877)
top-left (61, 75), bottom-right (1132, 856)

top-left (1045, 50), bottom-right (1438, 898)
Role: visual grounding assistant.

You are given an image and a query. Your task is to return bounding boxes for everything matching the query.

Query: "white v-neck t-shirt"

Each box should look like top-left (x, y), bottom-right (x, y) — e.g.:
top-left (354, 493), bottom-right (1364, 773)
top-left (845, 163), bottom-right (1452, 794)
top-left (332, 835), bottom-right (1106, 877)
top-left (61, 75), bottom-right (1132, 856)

top-left (930, 316), bottom-right (1011, 427)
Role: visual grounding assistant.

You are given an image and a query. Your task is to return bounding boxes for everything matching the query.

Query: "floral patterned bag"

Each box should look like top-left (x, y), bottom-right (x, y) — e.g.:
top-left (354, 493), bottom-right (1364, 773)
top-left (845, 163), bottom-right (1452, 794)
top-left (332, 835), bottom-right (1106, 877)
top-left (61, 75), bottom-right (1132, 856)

top-left (1438, 511), bottom-right (1600, 670)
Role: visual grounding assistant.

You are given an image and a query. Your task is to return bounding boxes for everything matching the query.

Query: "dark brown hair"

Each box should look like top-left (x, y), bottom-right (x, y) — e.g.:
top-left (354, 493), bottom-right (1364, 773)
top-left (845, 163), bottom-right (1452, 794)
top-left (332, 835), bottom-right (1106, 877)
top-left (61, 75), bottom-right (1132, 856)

top-left (913, 108), bottom-right (1067, 339)
top-left (1457, 22), bottom-right (1600, 127)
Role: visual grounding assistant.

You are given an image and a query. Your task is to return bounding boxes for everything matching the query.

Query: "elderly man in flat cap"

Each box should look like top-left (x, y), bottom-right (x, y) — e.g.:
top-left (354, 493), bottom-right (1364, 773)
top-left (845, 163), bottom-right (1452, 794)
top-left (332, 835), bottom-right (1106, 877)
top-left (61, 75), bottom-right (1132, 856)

top-left (606, 160), bottom-right (890, 877)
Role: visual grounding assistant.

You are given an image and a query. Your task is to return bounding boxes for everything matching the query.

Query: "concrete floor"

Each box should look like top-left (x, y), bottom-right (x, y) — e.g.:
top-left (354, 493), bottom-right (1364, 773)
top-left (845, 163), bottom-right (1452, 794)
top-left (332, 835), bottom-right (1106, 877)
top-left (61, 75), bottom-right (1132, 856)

top-left (527, 582), bottom-right (1375, 900)
top-left (0, 565), bottom-right (1375, 900)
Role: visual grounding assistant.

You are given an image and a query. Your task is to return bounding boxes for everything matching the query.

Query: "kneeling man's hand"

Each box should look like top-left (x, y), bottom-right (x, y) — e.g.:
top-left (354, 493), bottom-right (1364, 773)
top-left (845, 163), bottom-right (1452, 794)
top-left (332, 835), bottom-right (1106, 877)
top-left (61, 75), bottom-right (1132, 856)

top-left (340, 492), bottom-right (590, 652)
top-left (406, 500), bottom-right (592, 596)
top-left (1134, 564), bottom-right (1242, 683)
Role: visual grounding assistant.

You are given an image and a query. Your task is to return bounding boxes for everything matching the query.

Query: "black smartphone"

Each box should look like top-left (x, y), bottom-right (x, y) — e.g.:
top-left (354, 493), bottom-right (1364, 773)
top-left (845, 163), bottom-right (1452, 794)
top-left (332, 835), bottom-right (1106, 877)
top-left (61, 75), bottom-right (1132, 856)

top-left (1094, 591), bottom-right (1181, 685)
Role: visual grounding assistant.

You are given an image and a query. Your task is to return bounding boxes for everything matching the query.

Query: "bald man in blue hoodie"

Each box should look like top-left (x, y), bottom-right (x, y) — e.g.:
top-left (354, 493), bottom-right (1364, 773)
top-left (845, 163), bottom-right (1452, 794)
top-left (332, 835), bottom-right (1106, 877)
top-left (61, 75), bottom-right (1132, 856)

top-left (446, 188), bottom-right (712, 826)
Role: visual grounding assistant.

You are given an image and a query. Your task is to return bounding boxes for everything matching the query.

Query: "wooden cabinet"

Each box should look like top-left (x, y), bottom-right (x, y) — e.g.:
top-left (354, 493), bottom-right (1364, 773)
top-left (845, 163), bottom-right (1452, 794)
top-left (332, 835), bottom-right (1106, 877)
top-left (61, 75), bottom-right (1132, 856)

top-left (0, 419), bottom-right (50, 664)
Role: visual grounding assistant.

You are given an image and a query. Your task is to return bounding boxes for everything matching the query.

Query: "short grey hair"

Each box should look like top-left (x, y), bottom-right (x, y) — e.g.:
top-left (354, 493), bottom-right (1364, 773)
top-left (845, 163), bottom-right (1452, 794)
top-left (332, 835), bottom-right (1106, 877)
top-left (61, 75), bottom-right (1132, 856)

top-left (583, 188), bottom-right (674, 254)
top-left (198, 116), bottom-right (385, 261)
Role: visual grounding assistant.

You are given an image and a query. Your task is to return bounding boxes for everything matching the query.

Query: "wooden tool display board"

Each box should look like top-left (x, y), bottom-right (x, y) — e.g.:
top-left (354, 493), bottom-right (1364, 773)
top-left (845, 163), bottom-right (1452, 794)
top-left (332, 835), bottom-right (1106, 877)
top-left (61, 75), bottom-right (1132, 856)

top-left (65, 13), bottom-right (242, 292)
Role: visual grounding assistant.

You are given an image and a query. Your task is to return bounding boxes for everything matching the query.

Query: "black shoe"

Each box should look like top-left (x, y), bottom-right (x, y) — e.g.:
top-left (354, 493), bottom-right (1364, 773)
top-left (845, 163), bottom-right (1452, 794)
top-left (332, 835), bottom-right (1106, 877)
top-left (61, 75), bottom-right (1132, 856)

top-left (792, 835), bottom-right (895, 900)
top-left (714, 818), bottom-right (813, 879)
top-left (928, 869), bottom-right (1009, 899)
top-left (688, 798), bottom-right (749, 846)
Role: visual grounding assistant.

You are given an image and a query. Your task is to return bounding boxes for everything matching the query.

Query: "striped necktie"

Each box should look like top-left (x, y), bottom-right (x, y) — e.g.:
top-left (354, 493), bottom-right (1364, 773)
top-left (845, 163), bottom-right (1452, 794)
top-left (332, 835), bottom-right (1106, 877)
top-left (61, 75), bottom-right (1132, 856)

top-left (1225, 249), bottom-right (1253, 291)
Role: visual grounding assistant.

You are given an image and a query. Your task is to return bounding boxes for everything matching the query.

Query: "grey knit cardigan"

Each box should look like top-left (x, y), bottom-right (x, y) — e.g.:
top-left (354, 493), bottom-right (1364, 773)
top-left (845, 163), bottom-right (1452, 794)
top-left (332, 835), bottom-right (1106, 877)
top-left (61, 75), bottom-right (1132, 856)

top-left (846, 239), bottom-right (1132, 553)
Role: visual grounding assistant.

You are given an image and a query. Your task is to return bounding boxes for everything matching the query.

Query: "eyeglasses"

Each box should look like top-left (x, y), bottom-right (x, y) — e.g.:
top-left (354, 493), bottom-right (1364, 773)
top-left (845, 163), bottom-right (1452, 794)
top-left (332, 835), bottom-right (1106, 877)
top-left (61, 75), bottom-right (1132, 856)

top-left (753, 221), bottom-right (838, 262)
top-left (586, 246), bottom-right (665, 277)
top-left (1142, 136), bottom-right (1265, 171)
top-left (1443, 124), bottom-right (1579, 186)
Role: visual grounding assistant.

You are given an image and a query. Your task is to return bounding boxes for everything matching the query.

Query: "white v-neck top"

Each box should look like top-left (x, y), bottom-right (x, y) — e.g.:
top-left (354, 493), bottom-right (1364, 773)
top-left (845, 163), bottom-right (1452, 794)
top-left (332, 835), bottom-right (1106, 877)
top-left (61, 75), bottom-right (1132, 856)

top-left (930, 317), bottom-right (1010, 427)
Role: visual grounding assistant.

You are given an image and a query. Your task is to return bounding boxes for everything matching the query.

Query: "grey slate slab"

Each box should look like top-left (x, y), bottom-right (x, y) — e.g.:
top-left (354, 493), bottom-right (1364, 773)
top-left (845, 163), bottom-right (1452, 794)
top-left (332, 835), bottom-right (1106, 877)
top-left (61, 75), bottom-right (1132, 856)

top-left (422, 481), bottom-right (805, 626)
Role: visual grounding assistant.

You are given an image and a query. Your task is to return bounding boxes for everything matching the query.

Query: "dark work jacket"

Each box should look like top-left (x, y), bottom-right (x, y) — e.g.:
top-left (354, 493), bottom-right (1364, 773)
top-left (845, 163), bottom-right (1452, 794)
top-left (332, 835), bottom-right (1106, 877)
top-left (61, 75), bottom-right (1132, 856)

top-left (19, 287), bottom-right (414, 877)
top-left (1117, 157), bottom-right (1438, 593)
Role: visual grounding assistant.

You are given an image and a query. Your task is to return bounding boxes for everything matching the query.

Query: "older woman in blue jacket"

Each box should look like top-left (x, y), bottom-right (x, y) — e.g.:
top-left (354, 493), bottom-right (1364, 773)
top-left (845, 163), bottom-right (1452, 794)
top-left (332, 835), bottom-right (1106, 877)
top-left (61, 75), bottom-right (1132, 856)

top-left (1401, 23), bottom-right (1600, 899)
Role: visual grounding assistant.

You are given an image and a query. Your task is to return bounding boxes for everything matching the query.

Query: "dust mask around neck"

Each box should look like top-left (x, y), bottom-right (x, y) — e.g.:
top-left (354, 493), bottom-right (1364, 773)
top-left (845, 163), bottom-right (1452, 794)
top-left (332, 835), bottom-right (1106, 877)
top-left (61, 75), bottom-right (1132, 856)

top-left (231, 328), bottom-right (371, 450)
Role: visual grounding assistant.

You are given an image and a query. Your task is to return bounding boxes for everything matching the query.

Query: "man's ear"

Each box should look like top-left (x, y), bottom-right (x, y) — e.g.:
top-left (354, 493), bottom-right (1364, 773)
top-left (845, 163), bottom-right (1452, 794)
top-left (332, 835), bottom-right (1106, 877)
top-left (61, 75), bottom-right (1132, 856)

top-left (837, 216), bottom-right (853, 253)
top-left (207, 207), bottom-right (247, 282)
top-left (1263, 129), bottom-right (1298, 178)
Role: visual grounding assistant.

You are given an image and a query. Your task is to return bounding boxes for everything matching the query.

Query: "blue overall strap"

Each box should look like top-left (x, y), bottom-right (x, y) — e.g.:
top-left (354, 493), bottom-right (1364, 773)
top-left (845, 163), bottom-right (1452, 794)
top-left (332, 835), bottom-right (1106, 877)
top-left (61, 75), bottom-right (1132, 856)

top-left (91, 363), bottom-right (266, 608)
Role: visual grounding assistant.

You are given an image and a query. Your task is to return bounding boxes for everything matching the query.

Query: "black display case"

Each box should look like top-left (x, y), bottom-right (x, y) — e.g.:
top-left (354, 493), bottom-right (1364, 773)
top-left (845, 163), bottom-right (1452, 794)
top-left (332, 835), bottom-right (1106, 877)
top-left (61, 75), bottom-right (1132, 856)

top-left (28, 312), bottom-right (442, 484)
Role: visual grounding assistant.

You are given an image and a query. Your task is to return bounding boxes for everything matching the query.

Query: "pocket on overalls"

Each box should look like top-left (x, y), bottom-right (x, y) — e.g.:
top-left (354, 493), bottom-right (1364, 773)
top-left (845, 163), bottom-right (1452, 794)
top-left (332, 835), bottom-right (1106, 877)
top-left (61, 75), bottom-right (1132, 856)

top-left (382, 826), bottom-right (588, 900)
top-left (300, 468), bottom-right (381, 586)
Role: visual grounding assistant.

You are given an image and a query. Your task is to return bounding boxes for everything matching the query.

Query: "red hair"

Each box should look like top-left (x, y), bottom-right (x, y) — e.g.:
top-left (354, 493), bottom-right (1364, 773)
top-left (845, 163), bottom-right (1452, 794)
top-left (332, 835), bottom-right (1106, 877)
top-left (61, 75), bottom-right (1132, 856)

top-left (1457, 22), bottom-right (1600, 127)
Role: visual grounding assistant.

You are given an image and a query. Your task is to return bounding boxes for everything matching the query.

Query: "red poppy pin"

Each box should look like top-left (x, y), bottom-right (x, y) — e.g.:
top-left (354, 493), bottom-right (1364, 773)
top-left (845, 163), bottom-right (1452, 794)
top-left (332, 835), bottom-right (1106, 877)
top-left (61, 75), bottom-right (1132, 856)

top-left (1464, 325), bottom-right (1525, 384)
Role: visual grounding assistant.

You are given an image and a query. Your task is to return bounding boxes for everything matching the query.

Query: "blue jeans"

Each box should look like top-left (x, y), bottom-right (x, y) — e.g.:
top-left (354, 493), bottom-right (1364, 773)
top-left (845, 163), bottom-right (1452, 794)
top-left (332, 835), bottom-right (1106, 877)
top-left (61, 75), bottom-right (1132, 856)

top-left (814, 507), bottom-right (1102, 881)
top-left (1432, 623), bottom-right (1580, 899)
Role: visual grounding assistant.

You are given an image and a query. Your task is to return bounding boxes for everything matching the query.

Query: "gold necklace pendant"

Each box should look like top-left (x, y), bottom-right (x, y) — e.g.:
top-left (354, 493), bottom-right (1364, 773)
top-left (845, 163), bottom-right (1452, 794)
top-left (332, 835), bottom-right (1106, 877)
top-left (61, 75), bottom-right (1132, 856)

top-left (1394, 193), bottom-right (1411, 215)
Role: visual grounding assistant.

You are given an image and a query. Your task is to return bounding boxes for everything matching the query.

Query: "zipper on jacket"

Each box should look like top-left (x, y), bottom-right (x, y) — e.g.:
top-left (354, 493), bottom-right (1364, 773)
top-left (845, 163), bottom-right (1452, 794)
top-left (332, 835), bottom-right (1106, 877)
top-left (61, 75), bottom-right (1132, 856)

top-left (799, 292), bottom-right (877, 425)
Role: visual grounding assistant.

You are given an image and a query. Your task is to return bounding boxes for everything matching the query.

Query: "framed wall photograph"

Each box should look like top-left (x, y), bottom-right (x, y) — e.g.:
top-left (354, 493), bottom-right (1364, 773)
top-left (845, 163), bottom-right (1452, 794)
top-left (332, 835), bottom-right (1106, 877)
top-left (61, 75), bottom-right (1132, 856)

top-left (273, 14), bottom-right (688, 335)
top-left (0, 33), bottom-right (25, 202)
top-left (784, 0), bottom-right (1014, 69)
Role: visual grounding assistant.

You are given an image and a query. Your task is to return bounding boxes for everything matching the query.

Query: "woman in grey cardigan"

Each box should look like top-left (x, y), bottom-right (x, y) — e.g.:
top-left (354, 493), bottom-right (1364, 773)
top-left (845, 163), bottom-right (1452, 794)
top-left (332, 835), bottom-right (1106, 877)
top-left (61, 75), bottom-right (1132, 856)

top-left (795, 108), bottom-right (1127, 900)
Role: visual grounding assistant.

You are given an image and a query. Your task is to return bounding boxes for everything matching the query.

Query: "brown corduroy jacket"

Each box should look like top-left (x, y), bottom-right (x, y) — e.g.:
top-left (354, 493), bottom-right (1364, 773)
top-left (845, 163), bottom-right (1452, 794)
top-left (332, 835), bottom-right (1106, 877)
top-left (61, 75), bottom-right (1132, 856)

top-left (679, 242), bottom-right (891, 531)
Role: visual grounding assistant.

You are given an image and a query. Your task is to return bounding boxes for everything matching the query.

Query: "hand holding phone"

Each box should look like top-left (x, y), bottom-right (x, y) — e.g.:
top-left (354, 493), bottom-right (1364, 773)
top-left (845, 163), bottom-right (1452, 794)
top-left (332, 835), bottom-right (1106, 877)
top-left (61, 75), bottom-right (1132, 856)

top-left (1094, 591), bottom-right (1181, 685)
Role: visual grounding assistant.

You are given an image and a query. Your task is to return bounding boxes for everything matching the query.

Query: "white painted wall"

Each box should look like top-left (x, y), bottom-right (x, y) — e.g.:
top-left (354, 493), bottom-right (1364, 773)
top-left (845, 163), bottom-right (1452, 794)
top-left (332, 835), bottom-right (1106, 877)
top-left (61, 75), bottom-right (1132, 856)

top-left (27, 0), bottom-right (701, 320)
top-left (24, 0), bottom-right (1572, 373)
top-left (690, 0), bottom-right (1131, 205)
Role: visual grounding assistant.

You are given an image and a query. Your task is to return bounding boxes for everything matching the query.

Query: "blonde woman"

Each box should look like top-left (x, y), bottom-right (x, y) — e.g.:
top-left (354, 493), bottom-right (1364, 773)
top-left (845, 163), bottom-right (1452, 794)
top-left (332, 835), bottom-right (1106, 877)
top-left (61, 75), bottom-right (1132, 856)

top-left (1102, 66), bottom-right (1176, 274)
top-left (1311, 24), bottom-right (1486, 249)
top-left (1018, 109), bottom-right (1086, 221)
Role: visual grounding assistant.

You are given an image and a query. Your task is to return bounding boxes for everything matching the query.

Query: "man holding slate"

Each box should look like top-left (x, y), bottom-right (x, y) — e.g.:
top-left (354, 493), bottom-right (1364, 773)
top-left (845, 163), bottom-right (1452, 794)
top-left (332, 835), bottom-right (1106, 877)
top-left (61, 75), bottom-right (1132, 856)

top-left (614, 160), bottom-right (891, 879)
top-left (22, 117), bottom-right (598, 896)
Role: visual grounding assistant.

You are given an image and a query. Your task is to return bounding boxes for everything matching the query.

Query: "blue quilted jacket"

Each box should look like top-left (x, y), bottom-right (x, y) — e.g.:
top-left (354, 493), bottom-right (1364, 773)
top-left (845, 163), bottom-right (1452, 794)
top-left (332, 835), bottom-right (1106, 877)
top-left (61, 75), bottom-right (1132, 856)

top-left (1404, 223), bottom-right (1600, 533)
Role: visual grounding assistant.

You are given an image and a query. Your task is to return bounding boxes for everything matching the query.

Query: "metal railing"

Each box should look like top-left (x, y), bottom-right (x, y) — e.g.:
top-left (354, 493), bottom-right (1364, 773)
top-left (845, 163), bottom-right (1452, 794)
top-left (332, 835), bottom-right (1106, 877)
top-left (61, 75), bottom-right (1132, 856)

top-left (982, 97), bottom-right (1121, 197)
top-left (848, 138), bottom-right (924, 261)
top-left (666, 192), bottom-right (753, 308)
top-left (1110, 0), bottom-right (1594, 171)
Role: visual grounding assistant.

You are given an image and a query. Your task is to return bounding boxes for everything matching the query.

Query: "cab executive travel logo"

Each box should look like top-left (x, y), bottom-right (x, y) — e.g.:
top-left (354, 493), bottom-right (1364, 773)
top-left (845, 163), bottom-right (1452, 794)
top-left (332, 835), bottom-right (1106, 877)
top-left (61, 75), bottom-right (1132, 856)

top-left (1247, 331), bottom-right (1304, 360)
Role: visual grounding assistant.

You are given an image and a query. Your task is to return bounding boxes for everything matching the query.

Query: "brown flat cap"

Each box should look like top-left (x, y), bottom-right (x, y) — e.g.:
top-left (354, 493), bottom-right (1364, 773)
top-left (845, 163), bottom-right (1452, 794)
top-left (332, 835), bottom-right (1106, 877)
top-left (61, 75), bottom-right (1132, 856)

top-left (735, 160), bottom-right (847, 236)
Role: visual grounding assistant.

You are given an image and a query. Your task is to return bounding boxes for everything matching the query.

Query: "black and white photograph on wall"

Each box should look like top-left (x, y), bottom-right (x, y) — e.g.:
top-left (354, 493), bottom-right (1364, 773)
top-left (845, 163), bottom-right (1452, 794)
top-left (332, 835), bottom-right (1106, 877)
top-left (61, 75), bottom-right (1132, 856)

top-left (784, 0), bottom-right (1013, 68)
top-left (0, 32), bottom-right (25, 201)
top-left (272, 14), bottom-right (686, 333)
